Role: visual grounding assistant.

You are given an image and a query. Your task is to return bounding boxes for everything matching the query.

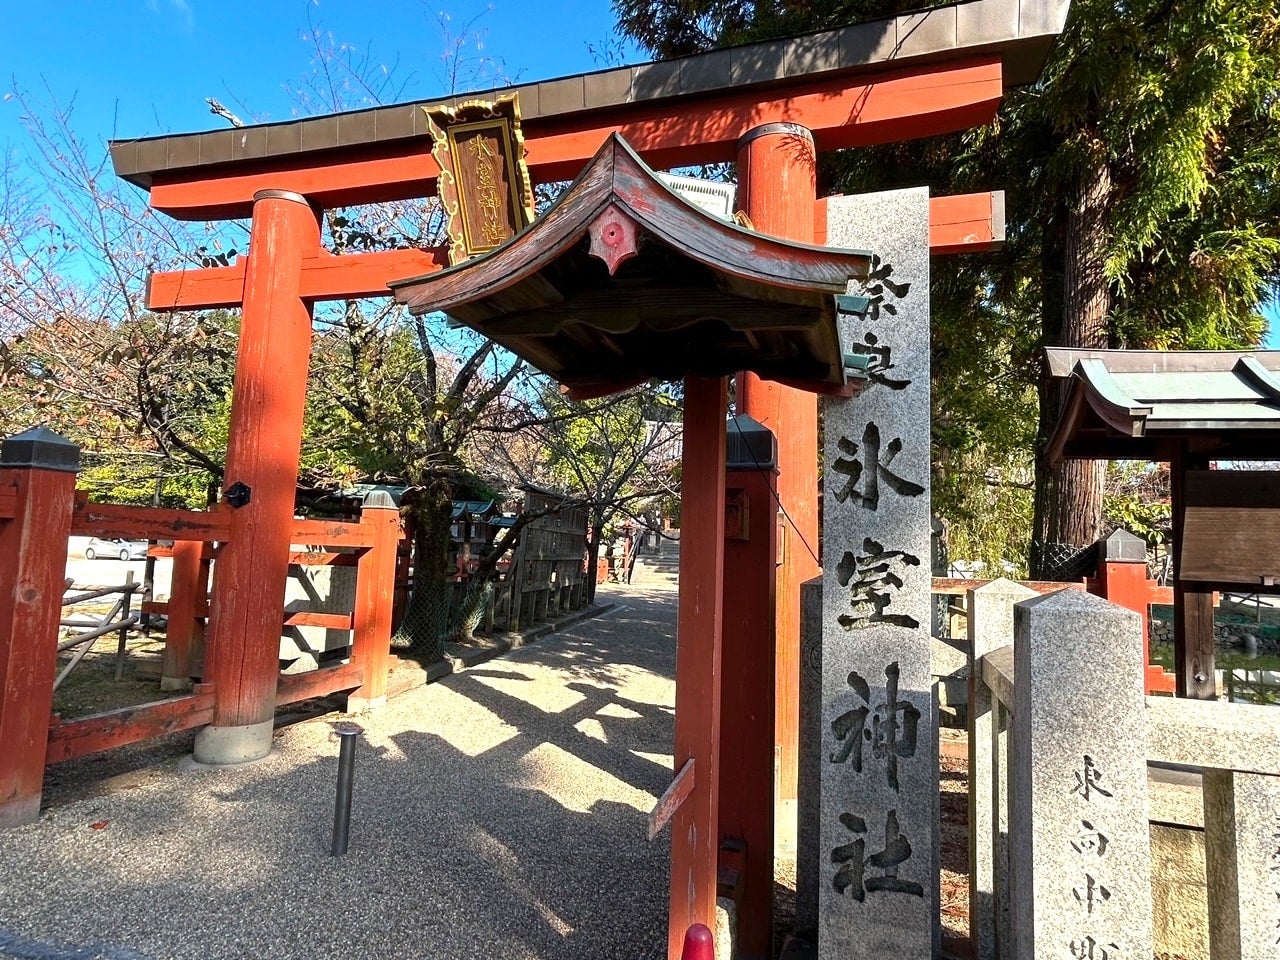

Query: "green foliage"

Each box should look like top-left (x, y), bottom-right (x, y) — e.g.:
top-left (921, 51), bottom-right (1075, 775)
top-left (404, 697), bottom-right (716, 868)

top-left (1102, 461), bottom-right (1172, 544)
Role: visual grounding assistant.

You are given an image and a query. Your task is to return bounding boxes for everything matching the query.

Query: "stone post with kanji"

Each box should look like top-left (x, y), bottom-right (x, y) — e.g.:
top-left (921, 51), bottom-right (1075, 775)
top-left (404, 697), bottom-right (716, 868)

top-left (819, 188), bottom-right (937, 958)
top-left (1010, 589), bottom-right (1153, 960)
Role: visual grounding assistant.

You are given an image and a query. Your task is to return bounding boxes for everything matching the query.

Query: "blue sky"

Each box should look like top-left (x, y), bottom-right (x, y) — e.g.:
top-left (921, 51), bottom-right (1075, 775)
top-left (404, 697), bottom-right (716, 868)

top-left (2, 0), bottom-right (635, 142)
top-left (2, 0), bottom-right (1276, 345)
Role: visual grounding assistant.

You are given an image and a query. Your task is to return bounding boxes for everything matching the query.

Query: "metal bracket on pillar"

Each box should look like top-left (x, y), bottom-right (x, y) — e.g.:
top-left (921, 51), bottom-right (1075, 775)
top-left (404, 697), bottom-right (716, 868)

top-left (836, 294), bottom-right (874, 385)
top-left (224, 482), bottom-right (252, 509)
top-left (736, 121), bottom-right (814, 151)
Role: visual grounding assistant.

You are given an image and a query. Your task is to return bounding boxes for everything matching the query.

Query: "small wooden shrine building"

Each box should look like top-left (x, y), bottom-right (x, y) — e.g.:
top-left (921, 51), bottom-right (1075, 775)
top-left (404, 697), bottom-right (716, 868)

top-left (1046, 347), bottom-right (1280, 700)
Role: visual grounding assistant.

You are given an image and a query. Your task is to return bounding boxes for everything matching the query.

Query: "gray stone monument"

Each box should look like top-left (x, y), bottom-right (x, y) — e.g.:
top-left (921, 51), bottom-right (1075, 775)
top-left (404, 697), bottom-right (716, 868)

top-left (796, 575), bottom-right (824, 940)
top-left (281, 547), bottom-right (357, 672)
top-left (819, 188), bottom-right (937, 958)
top-left (967, 578), bottom-right (1037, 960)
top-left (1010, 589), bottom-right (1153, 960)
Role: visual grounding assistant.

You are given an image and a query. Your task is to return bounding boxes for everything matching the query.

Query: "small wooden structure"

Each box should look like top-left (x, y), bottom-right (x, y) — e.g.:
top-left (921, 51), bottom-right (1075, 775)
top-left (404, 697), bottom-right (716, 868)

top-left (507, 486), bottom-right (590, 625)
top-left (390, 131), bottom-right (874, 958)
top-left (391, 133), bottom-right (873, 399)
top-left (1046, 348), bottom-right (1280, 699)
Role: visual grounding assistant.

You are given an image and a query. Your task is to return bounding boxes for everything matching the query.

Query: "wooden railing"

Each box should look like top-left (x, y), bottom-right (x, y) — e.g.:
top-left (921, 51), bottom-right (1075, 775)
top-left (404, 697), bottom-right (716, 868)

top-left (0, 442), bottom-right (402, 826)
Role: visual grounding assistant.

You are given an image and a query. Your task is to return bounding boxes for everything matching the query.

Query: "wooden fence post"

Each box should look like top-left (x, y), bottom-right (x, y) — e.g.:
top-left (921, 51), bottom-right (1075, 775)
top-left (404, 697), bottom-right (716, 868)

top-left (161, 540), bottom-right (208, 691)
top-left (348, 491), bottom-right (402, 712)
top-left (0, 428), bottom-right (79, 827)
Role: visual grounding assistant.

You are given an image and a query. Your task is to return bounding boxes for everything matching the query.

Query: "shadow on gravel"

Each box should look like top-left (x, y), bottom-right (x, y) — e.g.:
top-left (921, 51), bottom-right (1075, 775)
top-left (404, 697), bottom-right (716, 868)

top-left (5, 587), bottom-right (679, 960)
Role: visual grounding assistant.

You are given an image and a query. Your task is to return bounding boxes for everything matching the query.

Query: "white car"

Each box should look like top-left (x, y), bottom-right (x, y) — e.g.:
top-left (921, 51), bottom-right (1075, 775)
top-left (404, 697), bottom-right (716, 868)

top-left (84, 538), bottom-right (149, 561)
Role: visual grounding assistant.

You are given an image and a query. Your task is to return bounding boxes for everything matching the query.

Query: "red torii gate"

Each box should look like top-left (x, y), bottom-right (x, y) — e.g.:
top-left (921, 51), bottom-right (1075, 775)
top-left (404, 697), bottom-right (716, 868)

top-left (108, 2), bottom-right (1064, 955)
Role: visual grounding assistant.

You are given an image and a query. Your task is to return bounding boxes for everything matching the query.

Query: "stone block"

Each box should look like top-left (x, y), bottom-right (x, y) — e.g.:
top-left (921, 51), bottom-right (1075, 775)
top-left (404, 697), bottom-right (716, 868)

top-left (1150, 821), bottom-right (1209, 959)
top-left (820, 189), bottom-right (935, 959)
top-left (1010, 589), bottom-right (1153, 960)
top-left (966, 578), bottom-right (1036, 960)
top-left (1203, 770), bottom-right (1280, 960)
top-left (280, 547), bottom-right (356, 664)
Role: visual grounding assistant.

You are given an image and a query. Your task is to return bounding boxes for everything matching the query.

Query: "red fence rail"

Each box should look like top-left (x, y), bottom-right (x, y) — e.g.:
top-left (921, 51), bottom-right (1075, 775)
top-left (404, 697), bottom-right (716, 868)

top-left (0, 431), bottom-right (403, 826)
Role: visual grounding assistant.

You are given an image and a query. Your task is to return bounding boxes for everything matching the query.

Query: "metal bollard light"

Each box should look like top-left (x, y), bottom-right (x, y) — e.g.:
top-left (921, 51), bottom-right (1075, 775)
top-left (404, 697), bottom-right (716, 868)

top-left (330, 721), bottom-right (362, 856)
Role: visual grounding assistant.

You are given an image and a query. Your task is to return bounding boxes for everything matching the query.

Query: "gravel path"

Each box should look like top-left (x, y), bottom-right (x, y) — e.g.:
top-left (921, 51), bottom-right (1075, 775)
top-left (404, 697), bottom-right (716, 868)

top-left (0, 582), bottom-right (675, 960)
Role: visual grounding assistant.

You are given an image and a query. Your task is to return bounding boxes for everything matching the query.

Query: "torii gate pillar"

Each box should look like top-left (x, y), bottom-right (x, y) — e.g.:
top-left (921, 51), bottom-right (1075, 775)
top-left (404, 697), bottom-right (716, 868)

top-left (195, 189), bottom-right (320, 765)
top-left (735, 122), bottom-right (820, 809)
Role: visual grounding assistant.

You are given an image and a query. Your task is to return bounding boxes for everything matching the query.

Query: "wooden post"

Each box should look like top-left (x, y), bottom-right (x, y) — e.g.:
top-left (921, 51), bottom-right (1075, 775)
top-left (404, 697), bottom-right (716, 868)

top-left (1171, 447), bottom-right (1216, 699)
top-left (720, 417), bottom-right (778, 960)
top-left (0, 428), bottom-right (79, 826)
top-left (735, 121), bottom-right (818, 808)
top-left (669, 375), bottom-right (727, 960)
top-left (348, 491), bottom-right (402, 712)
top-left (197, 189), bottom-right (321, 764)
top-left (161, 540), bottom-right (207, 691)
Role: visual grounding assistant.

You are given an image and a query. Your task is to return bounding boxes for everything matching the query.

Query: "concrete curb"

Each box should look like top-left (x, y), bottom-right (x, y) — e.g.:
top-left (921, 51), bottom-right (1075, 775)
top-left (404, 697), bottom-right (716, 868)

top-left (380, 601), bottom-right (619, 704)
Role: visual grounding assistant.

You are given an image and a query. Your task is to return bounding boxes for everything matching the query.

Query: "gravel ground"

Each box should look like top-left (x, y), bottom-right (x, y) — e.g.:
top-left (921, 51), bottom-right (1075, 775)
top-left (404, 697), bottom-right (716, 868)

top-left (0, 582), bottom-right (675, 960)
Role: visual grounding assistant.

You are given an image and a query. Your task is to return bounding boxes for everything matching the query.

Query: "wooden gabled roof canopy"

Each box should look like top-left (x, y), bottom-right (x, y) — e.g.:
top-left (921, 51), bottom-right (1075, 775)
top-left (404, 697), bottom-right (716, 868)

top-left (1046, 348), bottom-right (1280, 463)
top-left (390, 134), bottom-right (872, 399)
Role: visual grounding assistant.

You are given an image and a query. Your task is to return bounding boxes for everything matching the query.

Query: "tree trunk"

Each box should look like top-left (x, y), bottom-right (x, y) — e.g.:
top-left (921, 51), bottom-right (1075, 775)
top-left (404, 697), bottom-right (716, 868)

top-left (452, 578), bottom-right (491, 642)
top-left (393, 480), bottom-right (453, 660)
top-left (1031, 146), bottom-right (1111, 578)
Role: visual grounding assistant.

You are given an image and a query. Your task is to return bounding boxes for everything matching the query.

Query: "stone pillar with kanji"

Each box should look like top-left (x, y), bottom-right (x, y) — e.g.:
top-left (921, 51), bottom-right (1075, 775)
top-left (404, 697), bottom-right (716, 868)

top-left (819, 188), bottom-right (938, 958)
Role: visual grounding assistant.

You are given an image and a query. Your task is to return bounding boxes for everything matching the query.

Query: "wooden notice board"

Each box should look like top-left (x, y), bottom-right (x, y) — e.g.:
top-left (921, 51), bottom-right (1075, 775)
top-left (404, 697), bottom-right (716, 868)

top-left (1180, 469), bottom-right (1280, 587)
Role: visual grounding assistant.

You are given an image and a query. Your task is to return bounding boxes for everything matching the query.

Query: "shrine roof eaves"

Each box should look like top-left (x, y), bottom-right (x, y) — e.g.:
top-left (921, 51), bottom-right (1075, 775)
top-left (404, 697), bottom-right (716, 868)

top-left (1046, 348), bottom-right (1280, 464)
top-left (387, 133), bottom-right (873, 398)
top-left (109, 0), bottom-right (1069, 188)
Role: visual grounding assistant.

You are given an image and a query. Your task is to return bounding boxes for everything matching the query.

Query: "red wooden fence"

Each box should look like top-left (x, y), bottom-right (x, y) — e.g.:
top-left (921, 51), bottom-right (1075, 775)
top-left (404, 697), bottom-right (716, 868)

top-left (0, 432), bottom-right (403, 826)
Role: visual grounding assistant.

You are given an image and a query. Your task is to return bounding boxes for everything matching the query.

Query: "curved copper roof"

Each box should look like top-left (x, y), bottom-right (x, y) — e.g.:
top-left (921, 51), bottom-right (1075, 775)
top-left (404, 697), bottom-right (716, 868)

top-left (389, 133), bottom-right (873, 398)
top-left (1046, 348), bottom-right (1280, 463)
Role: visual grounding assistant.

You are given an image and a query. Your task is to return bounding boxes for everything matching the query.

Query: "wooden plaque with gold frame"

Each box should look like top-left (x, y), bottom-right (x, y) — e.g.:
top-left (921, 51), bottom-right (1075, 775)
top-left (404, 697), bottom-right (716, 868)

top-left (424, 94), bottom-right (535, 265)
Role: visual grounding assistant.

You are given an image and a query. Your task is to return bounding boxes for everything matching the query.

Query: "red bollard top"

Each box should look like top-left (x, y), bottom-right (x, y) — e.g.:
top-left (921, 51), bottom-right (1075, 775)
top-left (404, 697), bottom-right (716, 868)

top-left (680, 923), bottom-right (715, 960)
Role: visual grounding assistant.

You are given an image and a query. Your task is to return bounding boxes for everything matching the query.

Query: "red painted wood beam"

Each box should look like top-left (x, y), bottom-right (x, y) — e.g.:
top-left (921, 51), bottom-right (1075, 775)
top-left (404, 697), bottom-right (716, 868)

top-left (669, 375), bottom-right (727, 960)
top-left (720, 464), bottom-right (779, 959)
top-left (70, 501), bottom-right (232, 541)
top-left (161, 539), bottom-right (208, 691)
top-left (147, 58), bottom-right (1002, 221)
top-left (150, 191), bottom-right (1006, 313)
top-left (274, 661), bottom-right (364, 706)
top-left (927, 191), bottom-right (1005, 254)
top-left (816, 191), bottom-right (1005, 254)
top-left (348, 498), bottom-right (402, 711)
top-left (148, 247), bottom-right (449, 311)
top-left (197, 190), bottom-right (320, 765)
top-left (45, 687), bottom-right (216, 764)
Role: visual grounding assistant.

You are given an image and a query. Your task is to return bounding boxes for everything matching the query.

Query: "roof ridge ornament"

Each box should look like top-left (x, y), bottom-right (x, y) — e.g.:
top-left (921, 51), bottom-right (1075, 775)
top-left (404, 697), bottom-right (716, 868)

top-left (587, 205), bottom-right (641, 275)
